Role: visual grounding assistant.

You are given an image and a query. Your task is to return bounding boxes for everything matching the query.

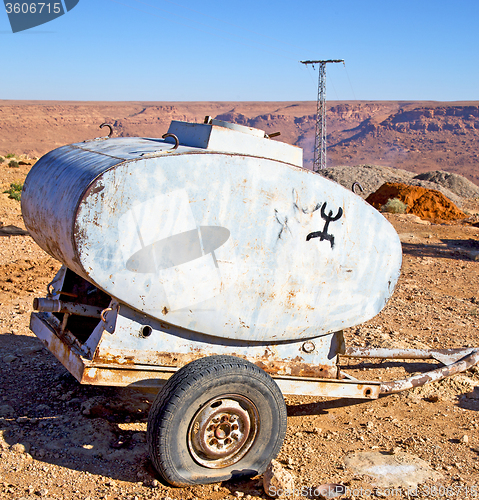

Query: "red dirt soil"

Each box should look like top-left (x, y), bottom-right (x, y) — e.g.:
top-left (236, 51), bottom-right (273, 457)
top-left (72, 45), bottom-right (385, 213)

top-left (366, 182), bottom-right (467, 221)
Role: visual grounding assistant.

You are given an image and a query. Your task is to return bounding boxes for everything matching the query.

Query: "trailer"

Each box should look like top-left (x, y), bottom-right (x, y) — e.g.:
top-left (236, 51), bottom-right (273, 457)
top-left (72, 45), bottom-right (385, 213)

top-left (21, 117), bottom-right (479, 486)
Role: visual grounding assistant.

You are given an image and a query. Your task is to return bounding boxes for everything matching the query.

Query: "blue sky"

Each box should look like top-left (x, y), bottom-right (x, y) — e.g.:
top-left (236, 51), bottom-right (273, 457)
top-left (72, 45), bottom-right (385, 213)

top-left (1, 0), bottom-right (478, 101)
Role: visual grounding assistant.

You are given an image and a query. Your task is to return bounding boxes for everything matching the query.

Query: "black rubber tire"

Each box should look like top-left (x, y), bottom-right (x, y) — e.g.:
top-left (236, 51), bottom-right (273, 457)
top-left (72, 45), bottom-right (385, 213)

top-left (147, 355), bottom-right (287, 486)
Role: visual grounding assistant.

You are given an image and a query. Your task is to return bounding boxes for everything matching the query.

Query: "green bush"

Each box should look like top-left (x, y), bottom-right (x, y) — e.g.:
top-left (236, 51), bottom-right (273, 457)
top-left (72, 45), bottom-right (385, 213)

top-left (0, 157), bottom-right (4, 163)
top-left (3, 182), bottom-right (23, 201)
top-left (5, 153), bottom-right (15, 159)
top-left (8, 160), bottom-right (19, 168)
top-left (381, 198), bottom-right (407, 214)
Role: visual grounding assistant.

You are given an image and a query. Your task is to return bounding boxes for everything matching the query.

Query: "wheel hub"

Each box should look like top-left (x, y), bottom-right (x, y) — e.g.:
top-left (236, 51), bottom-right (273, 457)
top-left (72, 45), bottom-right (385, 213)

top-left (188, 396), bottom-right (258, 468)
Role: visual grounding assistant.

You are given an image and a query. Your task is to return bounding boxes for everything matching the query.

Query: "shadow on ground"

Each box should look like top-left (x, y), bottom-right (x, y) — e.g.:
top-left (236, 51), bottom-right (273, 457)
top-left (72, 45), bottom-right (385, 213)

top-left (401, 240), bottom-right (477, 261)
top-left (0, 333), bottom-right (155, 482)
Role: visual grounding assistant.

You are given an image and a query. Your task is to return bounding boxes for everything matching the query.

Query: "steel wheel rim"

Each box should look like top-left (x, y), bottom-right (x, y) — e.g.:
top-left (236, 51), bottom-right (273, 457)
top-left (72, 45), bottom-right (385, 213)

top-left (188, 395), bottom-right (259, 469)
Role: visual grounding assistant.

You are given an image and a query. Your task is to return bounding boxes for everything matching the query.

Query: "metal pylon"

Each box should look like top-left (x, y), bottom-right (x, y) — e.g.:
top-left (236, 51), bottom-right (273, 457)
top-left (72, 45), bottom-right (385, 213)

top-left (300, 59), bottom-right (344, 172)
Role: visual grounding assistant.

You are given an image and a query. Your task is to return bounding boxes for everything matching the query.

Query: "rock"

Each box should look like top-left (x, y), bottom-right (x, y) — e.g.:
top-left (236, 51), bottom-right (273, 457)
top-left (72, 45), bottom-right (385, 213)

top-left (467, 251), bottom-right (479, 261)
top-left (315, 484), bottom-right (346, 499)
top-left (65, 397), bottom-right (82, 407)
top-left (466, 387), bottom-right (479, 399)
top-left (263, 459), bottom-right (295, 498)
top-left (0, 405), bottom-right (14, 417)
top-left (81, 397), bottom-right (106, 416)
top-left (11, 442), bottom-right (30, 454)
top-left (3, 354), bottom-right (17, 363)
top-left (16, 416), bottom-right (29, 424)
top-left (151, 479), bottom-right (159, 488)
top-left (320, 164), bottom-right (415, 199)
top-left (0, 432), bottom-right (9, 450)
top-left (132, 432), bottom-right (146, 443)
top-left (413, 170), bottom-right (479, 200)
top-left (460, 435), bottom-right (469, 444)
top-left (35, 404), bottom-right (50, 412)
top-left (388, 446), bottom-right (401, 455)
top-left (404, 436), bottom-right (416, 447)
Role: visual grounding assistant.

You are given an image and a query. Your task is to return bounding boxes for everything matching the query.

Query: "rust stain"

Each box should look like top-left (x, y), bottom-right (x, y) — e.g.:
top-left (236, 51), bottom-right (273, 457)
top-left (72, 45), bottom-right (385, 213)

top-left (88, 184), bottom-right (105, 195)
top-left (93, 348), bottom-right (338, 380)
top-left (162, 306), bottom-right (169, 315)
top-left (93, 352), bottom-right (136, 365)
top-left (253, 359), bottom-right (337, 379)
top-left (80, 366), bottom-right (171, 386)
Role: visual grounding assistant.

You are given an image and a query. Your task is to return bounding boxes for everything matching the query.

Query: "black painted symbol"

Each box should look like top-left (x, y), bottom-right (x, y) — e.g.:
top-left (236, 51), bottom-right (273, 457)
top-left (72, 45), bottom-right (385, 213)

top-left (274, 209), bottom-right (291, 240)
top-left (306, 202), bottom-right (343, 248)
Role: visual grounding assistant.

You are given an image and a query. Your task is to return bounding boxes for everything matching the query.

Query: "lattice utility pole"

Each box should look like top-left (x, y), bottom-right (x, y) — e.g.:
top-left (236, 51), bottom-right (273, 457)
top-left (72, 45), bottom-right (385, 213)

top-left (300, 59), bottom-right (344, 171)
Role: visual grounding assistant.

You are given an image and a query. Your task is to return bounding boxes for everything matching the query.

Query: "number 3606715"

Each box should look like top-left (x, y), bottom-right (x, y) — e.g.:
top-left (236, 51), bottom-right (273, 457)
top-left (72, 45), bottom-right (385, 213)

top-left (5, 3), bottom-right (62, 14)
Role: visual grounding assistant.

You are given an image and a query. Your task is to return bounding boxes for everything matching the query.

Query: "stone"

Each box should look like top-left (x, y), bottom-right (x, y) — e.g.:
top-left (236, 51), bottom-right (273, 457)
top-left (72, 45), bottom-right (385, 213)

top-left (35, 404), bottom-right (50, 412)
top-left (404, 436), bottom-right (416, 447)
top-left (263, 459), bottom-right (295, 498)
top-left (0, 405), bottom-right (14, 417)
top-left (3, 354), bottom-right (17, 363)
top-left (466, 387), bottom-right (479, 399)
top-left (11, 442), bottom-right (30, 454)
top-left (460, 435), bottom-right (469, 444)
top-left (132, 432), bottom-right (146, 443)
top-left (388, 447), bottom-right (401, 455)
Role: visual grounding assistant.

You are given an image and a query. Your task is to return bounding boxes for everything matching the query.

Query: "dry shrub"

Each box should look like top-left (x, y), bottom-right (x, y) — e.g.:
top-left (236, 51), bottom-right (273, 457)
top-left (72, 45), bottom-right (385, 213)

top-left (381, 198), bottom-right (407, 214)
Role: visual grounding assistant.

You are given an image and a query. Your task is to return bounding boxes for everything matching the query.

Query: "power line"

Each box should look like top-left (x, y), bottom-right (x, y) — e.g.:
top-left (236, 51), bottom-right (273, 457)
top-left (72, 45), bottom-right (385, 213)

top-left (343, 63), bottom-right (357, 100)
top-left (300, 59), bottom-right (344, 171)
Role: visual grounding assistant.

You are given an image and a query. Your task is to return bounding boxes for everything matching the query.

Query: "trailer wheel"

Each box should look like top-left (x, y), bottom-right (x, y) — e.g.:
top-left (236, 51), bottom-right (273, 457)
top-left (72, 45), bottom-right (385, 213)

top-left (147, 355), bottom-right (287, 486)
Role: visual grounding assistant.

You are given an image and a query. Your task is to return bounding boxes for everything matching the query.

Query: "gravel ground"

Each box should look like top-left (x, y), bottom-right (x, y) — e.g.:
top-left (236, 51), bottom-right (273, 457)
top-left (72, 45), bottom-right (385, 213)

top-left (1, 159), bottom-right (479, 500)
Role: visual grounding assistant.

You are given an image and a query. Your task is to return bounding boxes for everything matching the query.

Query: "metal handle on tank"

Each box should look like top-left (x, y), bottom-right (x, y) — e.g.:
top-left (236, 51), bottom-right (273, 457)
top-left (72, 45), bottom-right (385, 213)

top-left (162, 133), bottom-right (179, 150)
top-left (99, 123), bottom-right (113, 138)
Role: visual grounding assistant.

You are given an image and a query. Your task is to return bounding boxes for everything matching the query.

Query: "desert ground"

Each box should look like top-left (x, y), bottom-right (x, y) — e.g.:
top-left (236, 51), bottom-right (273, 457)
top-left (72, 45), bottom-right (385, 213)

top-left (1, 100), bottom-right (479, 180)
top-left (1, 101), bottom-right (479, 499)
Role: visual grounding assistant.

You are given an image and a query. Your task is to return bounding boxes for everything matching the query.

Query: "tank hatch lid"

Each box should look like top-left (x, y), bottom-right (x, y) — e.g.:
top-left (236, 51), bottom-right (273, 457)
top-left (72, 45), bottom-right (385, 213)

top-left (166, 119), bottom-right (303, 168)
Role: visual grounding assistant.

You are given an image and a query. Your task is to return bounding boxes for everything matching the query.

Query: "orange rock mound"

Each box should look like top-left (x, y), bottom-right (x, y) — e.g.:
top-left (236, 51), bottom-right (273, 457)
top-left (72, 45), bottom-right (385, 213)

top-left (366, 182), bottom-right (466, 221)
